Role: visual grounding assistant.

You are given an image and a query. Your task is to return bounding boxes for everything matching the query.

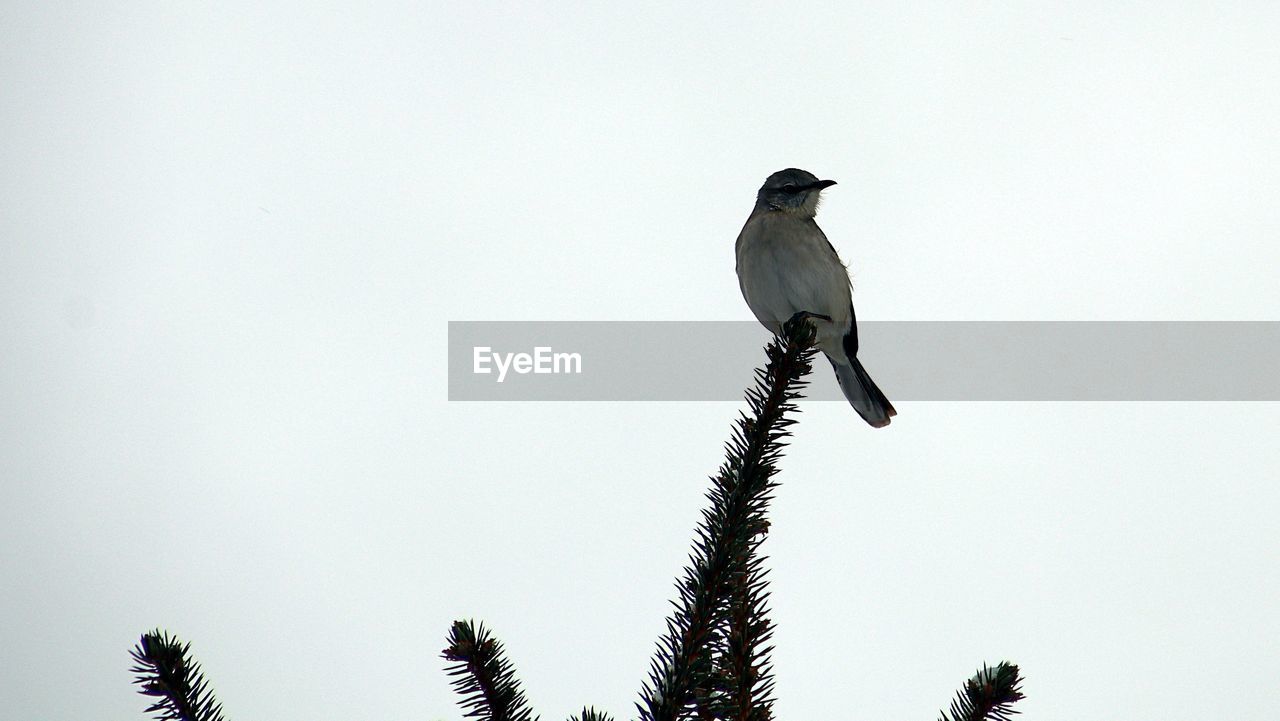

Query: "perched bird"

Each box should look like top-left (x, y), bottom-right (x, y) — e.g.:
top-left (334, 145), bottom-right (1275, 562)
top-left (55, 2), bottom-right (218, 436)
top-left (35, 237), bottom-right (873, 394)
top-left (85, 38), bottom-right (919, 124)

top-left (735, 168), bottom-right (896, 427)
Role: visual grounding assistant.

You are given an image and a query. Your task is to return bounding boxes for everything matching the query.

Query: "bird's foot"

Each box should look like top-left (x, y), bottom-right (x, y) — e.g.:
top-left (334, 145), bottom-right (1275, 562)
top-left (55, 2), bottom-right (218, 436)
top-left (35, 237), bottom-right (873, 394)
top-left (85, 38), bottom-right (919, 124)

top-left (787, 310), bottom-right (833, 325)
top-left (781, 311), bottom-right (827, 347)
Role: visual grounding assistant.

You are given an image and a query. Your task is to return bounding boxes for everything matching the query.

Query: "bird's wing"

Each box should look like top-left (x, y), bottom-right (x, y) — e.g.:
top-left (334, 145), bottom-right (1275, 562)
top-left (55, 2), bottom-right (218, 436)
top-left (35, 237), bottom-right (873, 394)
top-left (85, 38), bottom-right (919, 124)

top-left (842, 302), bottom-right (860, 358)
top-left (812, 225), bottom-right (860, 359)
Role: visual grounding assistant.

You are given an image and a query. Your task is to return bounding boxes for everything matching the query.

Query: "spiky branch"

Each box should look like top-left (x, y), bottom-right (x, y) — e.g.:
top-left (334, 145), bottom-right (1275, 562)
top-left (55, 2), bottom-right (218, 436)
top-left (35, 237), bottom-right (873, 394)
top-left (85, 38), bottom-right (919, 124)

top-left (637, 317), bottom-right (818, 721)
top-left (442, 619), bottom-right (538, 721)
top-left (938, 663), bottom-right (1025, 721)
top-left (717, 556), bottom-right (776, 721)
top-left (130, 315), bottom-right (1027, 721)
top-left (129, 630), bottom-right (227, 721)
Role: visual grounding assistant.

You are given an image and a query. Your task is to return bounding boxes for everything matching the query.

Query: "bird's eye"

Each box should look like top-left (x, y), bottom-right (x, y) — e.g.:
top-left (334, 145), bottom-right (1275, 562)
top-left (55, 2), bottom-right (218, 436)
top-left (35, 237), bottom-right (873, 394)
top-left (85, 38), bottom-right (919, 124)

top-left (781, 183), bottom-right (798, 193)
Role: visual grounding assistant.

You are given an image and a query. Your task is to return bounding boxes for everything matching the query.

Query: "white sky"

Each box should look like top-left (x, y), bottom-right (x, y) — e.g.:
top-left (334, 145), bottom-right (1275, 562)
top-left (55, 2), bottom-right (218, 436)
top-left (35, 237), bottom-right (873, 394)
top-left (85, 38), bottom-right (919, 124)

top-left (2, 3), bottom-right (1278, 720)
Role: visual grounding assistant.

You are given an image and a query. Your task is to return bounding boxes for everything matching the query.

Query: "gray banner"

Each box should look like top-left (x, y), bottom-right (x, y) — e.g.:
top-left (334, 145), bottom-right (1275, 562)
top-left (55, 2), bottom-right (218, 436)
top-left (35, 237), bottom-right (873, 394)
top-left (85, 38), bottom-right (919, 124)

top-left (447, 321), bottom-right (1280, 401)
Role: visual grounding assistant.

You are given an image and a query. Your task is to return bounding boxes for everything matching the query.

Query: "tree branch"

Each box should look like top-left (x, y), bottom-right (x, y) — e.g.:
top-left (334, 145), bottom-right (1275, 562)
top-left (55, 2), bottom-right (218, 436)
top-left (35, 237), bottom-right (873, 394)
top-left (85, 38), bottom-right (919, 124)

top-left (129, 630), bottom-right (227, 721)
top-left (937, 662), bottom-right (1025, 721)
top-left (442, 619), bottom-right (538, 721)
top-left (637, 318), bottom-right (817, 721)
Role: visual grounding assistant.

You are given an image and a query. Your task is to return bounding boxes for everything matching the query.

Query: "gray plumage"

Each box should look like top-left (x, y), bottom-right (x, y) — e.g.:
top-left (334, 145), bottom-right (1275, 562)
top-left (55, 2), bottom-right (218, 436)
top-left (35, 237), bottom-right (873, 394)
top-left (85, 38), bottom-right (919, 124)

top-left (735, 168), bottom-right (896, 428)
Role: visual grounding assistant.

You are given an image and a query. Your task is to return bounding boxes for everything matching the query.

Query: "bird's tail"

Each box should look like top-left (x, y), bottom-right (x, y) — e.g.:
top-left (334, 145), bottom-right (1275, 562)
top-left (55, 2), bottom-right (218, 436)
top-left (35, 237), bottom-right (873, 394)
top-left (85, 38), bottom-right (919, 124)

top-left (830, 356), bottom-right (897, 428)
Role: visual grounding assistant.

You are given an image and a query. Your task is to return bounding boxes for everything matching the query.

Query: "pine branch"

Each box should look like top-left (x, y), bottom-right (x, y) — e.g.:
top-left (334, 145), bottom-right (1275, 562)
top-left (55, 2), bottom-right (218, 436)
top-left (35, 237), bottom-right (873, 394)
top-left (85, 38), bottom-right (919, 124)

top-left (129, 630), bottom-right (227, 721)
top-left (567, 707), bottom-right (615, 721)
top-left (690, 556), bottom-right (776, 721)
top-left (637, 318), bottom-right (818, 721)
top-left (937, 663), bottom-right (1025, 721)
top-left (443, 619), bottom-right (538, 721)
top-left (718, 557), bottom-right (775, 721)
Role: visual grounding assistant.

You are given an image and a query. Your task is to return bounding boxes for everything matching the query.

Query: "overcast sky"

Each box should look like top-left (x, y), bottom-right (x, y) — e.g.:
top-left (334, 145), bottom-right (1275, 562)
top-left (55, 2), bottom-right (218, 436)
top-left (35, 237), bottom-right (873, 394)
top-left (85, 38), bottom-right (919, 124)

top-left (2, 3), bottom-right (1279, 720)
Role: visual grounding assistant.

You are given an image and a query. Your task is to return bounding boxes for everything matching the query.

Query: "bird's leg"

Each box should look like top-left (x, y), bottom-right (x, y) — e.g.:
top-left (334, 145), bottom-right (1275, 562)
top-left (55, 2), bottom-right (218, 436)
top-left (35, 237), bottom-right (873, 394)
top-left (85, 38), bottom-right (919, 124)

top-left (787, 310), bottom-right (833, 325)
top-left (781, 310), bottom-right (830, 347)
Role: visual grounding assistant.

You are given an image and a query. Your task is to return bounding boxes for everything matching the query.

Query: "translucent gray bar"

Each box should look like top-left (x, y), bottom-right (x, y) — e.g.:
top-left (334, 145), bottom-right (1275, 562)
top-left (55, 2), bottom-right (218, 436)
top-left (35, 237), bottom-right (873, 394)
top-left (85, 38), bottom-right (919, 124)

top-left (447, 321), bottom-right (1280, 401)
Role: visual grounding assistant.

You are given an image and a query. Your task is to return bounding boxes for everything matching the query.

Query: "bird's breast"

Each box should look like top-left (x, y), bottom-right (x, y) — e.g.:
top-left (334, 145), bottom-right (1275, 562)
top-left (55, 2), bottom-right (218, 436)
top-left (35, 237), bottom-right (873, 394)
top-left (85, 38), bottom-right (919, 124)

top-left (736, 214), bottom-right (853, 336)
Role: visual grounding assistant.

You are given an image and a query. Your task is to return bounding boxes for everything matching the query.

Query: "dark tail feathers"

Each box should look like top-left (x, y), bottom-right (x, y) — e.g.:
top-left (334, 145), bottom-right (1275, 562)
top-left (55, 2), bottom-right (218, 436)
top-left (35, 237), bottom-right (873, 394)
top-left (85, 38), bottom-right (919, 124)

top-left (830, 356), bottom-right (897, 428)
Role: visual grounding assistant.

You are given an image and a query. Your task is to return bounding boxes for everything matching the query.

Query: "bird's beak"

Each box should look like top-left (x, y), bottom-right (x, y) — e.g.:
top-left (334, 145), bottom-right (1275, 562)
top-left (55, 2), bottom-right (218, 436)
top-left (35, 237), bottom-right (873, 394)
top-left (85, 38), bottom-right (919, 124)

top-left (811, 179), bottom-right (837, 190)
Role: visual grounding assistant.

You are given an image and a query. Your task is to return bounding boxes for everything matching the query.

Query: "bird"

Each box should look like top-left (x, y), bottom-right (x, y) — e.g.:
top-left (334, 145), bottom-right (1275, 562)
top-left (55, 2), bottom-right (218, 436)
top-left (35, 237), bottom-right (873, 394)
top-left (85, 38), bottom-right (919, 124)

top-left (735, 168), bottom-right (896, 427)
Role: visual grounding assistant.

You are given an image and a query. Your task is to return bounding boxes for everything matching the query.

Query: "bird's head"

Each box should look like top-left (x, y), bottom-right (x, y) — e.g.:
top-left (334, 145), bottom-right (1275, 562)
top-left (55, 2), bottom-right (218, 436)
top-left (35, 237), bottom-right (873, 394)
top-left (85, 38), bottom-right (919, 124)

top-left (756, 168), bottom-right (837, 217)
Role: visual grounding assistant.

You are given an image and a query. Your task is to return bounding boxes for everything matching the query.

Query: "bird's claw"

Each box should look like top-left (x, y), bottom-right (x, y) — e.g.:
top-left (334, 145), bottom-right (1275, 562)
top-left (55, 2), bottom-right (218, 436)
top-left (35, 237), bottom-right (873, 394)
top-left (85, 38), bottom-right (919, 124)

top-left (787, 311), bottom-right (833, 325)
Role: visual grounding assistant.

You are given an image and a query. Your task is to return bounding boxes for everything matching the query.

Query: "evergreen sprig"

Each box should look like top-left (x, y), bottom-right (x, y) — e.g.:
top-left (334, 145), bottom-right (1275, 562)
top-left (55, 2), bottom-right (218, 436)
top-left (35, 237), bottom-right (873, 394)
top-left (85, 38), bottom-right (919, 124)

top-left (637, 317), bottom-right (818, 721)
top-left (938, 662), bottom-right (1026, 721)
top-left (442, 619), bottom-right (538, 721)
top-left (128, 630), bottom-right (227, 721)
top-left (131, 315), bottom-right (1029, 721)
top-left (716, 557), bottom-right (776, 721)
